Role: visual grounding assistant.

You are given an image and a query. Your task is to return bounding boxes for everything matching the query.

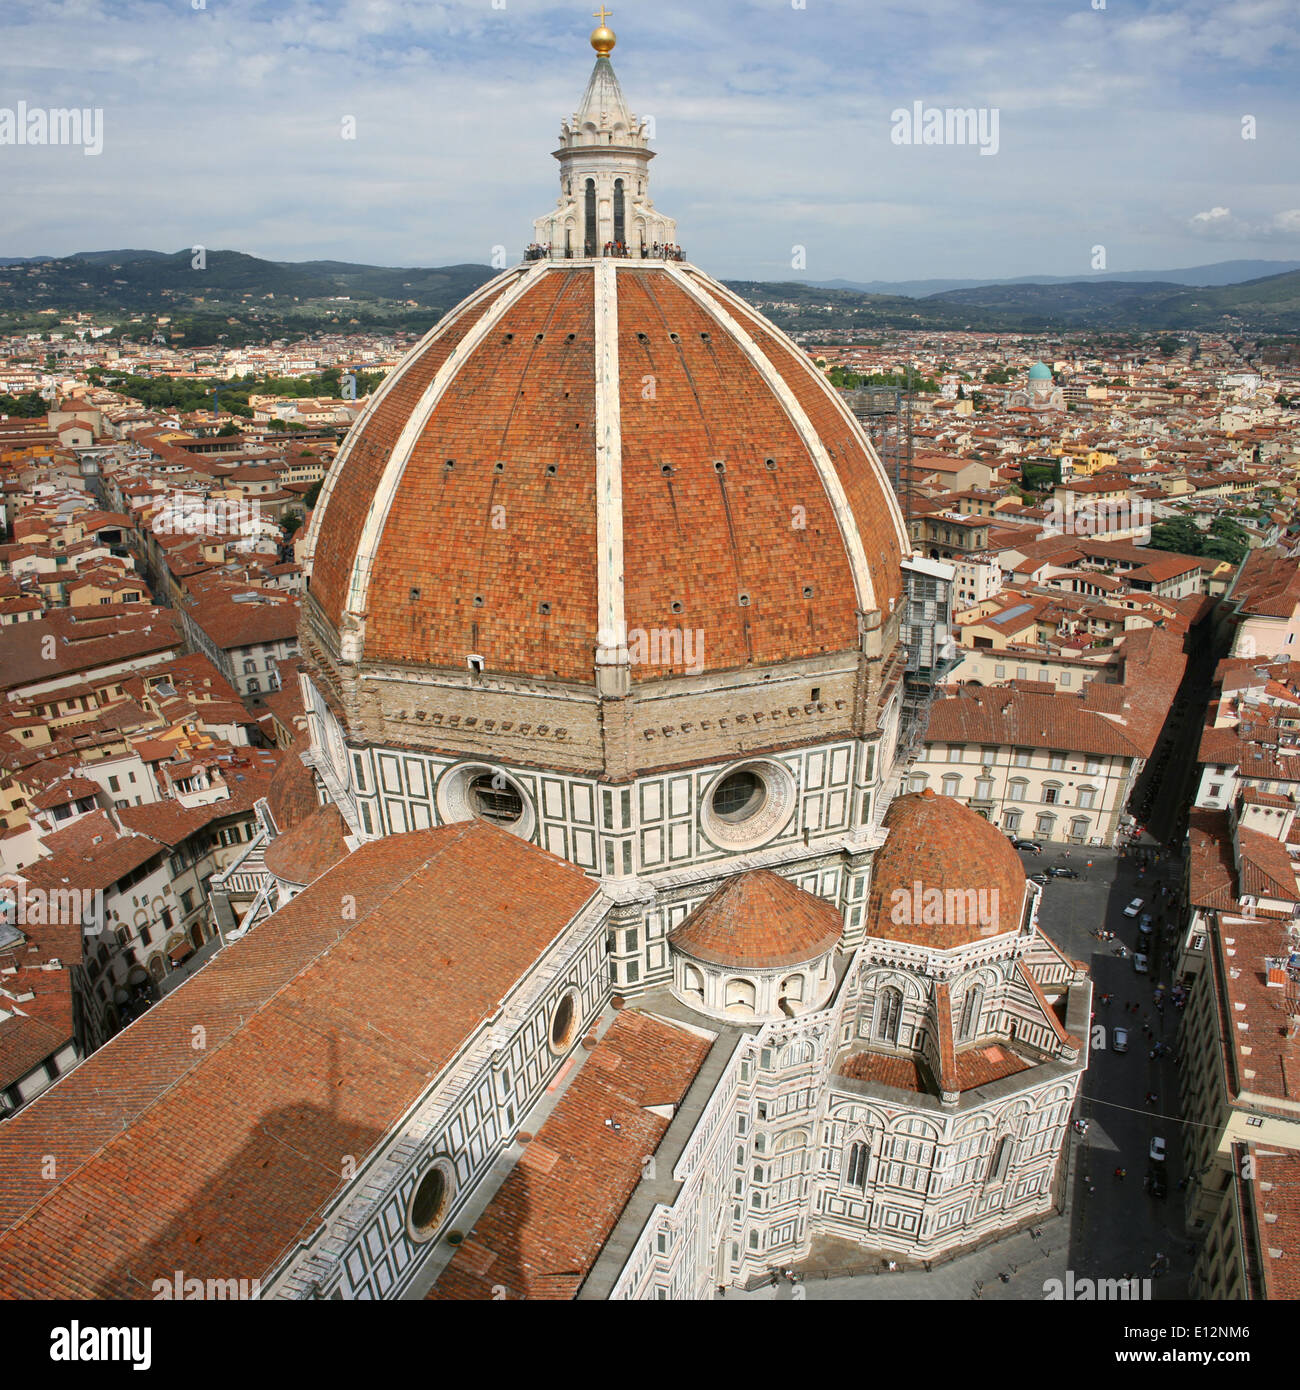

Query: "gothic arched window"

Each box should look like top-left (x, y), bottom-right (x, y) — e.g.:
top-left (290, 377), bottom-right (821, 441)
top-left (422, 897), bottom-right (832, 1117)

top-left (613, 178), bottom-right (625, 247)
top-left (959, 983), bottom-right (985, 1042)
top-left (584, 178), bottom-right (597, 256)
top-left (846, 1141), bottom-right (869, 1188)
top-left (989, 1135), bottom-right (1013, 1182)
top-left (873, 985), bottom-right (903, 1044)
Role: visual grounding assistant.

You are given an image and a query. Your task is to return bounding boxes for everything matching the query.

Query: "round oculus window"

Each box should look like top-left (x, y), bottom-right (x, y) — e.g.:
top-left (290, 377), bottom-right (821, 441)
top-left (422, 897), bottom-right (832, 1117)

top-left (699, 760), bottom-right (796, 852)
top-left (711, 769), bottom-right (766, 824)
top-left (469, 772), bottom-right (525, 826)
top-left (549, 988), bottom-right (580, 1053)
top-left (408, 1159), bottom-right (455, 1242)
top-left (435, 763), bottom-right (537, 840)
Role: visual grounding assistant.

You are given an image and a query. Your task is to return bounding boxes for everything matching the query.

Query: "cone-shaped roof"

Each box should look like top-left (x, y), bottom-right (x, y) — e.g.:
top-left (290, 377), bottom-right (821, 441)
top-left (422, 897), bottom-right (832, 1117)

top-left (574, 54), bottom-right (635, 136)
top-left (669, 869), bottom-right (842, 969)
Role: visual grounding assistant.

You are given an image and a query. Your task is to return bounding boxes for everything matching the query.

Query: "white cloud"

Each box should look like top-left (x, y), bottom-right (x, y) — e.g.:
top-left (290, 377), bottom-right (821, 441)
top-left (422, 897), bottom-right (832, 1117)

top-left (1187, 206), bottom-right (1300, 243)
top-left (0, 0), bottom-right (1297, 280)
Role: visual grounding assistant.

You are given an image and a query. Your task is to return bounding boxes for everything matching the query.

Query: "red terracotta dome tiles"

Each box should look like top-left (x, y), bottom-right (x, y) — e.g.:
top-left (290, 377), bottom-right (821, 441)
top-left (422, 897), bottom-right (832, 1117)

top-left (713, 288), bottom-right (906, 620)
top-left (669, 868), bottom-right (842, 969)
top-left (311, 277), bottom-right (516, 627)
top-left (308, 262), bottom-right (910, 685)
top-left (867, 790), bottom-right (1029, 949)
top-left (617, 269), bottom-right (861, 680)
top-left (364, 268), bottom-right (599, 681)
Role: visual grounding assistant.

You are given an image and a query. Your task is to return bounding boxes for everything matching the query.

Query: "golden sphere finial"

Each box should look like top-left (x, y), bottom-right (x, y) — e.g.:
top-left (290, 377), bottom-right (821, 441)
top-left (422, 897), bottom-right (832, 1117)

top-left (590, 6), bottom-right (615, 55)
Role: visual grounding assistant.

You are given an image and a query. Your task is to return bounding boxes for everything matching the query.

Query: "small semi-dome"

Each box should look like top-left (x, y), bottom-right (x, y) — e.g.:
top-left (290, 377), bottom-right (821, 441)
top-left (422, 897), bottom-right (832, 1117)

top-left (1027, 361), bottom-right (1052, 381)
top-left (266, 747), bottom-right (320, 834)
top-left (264, 802), bottom-right (350, 891)
top-left (867, 789), bottom-right (1028, 949)
top-left (670, 869), bottom-right (841, 969)
top-left (668, 869), bottom-right (842, 1022)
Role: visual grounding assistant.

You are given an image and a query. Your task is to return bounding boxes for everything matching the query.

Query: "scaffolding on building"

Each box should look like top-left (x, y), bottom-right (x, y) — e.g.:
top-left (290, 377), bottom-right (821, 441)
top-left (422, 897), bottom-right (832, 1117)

top-left (839, 378), bottom-right (953, 758)
top-left (840, 384), bottom-right (915, 523)
top-left (897, 559), bottom-right (962, 759)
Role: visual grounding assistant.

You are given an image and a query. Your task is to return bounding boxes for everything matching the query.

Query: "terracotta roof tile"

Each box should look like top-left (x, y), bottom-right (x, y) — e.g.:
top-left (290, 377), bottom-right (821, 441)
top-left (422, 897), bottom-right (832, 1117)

top-left (309, 263), bottom-right (905, 685)
top-left (868, 791), bottom-right (1028, 948)
top-left (263, 802), bottom-right (350, 886)
top-left (428, 1010), bottom-right (709, 1300)
top-left (0, 820), bottom-right (597, 1297)
top-left (668, 869), bottom-right (841, 968)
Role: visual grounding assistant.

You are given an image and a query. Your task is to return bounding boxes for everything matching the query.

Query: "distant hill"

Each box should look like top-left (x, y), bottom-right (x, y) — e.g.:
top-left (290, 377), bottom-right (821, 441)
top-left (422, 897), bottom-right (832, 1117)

top-left (67, 249), bottom-right (175, 264)
top-left (810, 260), bottom-right (1300, 298)
top-left (923, 270), bottom-right (1300, 330)
top-left (0, 249), bottom-right (499, 342)
top-left (2, 249), bottom-right (1298, 341)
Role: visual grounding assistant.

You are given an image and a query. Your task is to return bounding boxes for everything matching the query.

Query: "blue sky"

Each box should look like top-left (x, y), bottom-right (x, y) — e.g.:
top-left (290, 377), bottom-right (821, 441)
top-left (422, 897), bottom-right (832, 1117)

top-left (2, 0), bottom-right (1298, 282)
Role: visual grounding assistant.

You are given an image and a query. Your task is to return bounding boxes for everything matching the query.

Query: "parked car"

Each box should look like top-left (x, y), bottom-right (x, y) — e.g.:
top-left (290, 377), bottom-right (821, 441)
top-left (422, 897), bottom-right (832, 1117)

top-left (1123, 898), bottom-right (1144, 917)
top-left (1048, 866), bottom-right (1079, 879)
top-left (1012, 839), bottom-right (1043, 855)
top-left (1113, 1027), bottom-right (1129, 1053)
top-left (1149, 1168), bottom-right (1167, 1200)
top-left (1029, 872), bottom-right (1050, 885)
top-left (1138, 913), bottom-right (1154, 934)
top-left (1149, 1136), bottom-right (1167, 1163)
top-left (1133, 952), bottom-right (1150, 973)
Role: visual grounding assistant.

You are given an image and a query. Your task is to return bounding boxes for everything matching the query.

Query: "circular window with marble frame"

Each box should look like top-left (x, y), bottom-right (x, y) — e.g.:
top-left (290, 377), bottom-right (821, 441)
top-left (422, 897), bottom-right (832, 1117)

top-left (699, 758), bottom-right (798, 852)
top-left (435, 761), bottom-right (537, 840)
top-left (406, 1156), bottom-right (457, 1244)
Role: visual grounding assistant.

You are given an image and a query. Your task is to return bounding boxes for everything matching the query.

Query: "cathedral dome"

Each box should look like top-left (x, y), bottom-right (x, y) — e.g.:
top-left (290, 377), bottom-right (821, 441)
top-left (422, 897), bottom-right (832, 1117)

top-left (867, 790), bottom-right (1029, 949)
top-left (303, 260), bottom-right (907, 687)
